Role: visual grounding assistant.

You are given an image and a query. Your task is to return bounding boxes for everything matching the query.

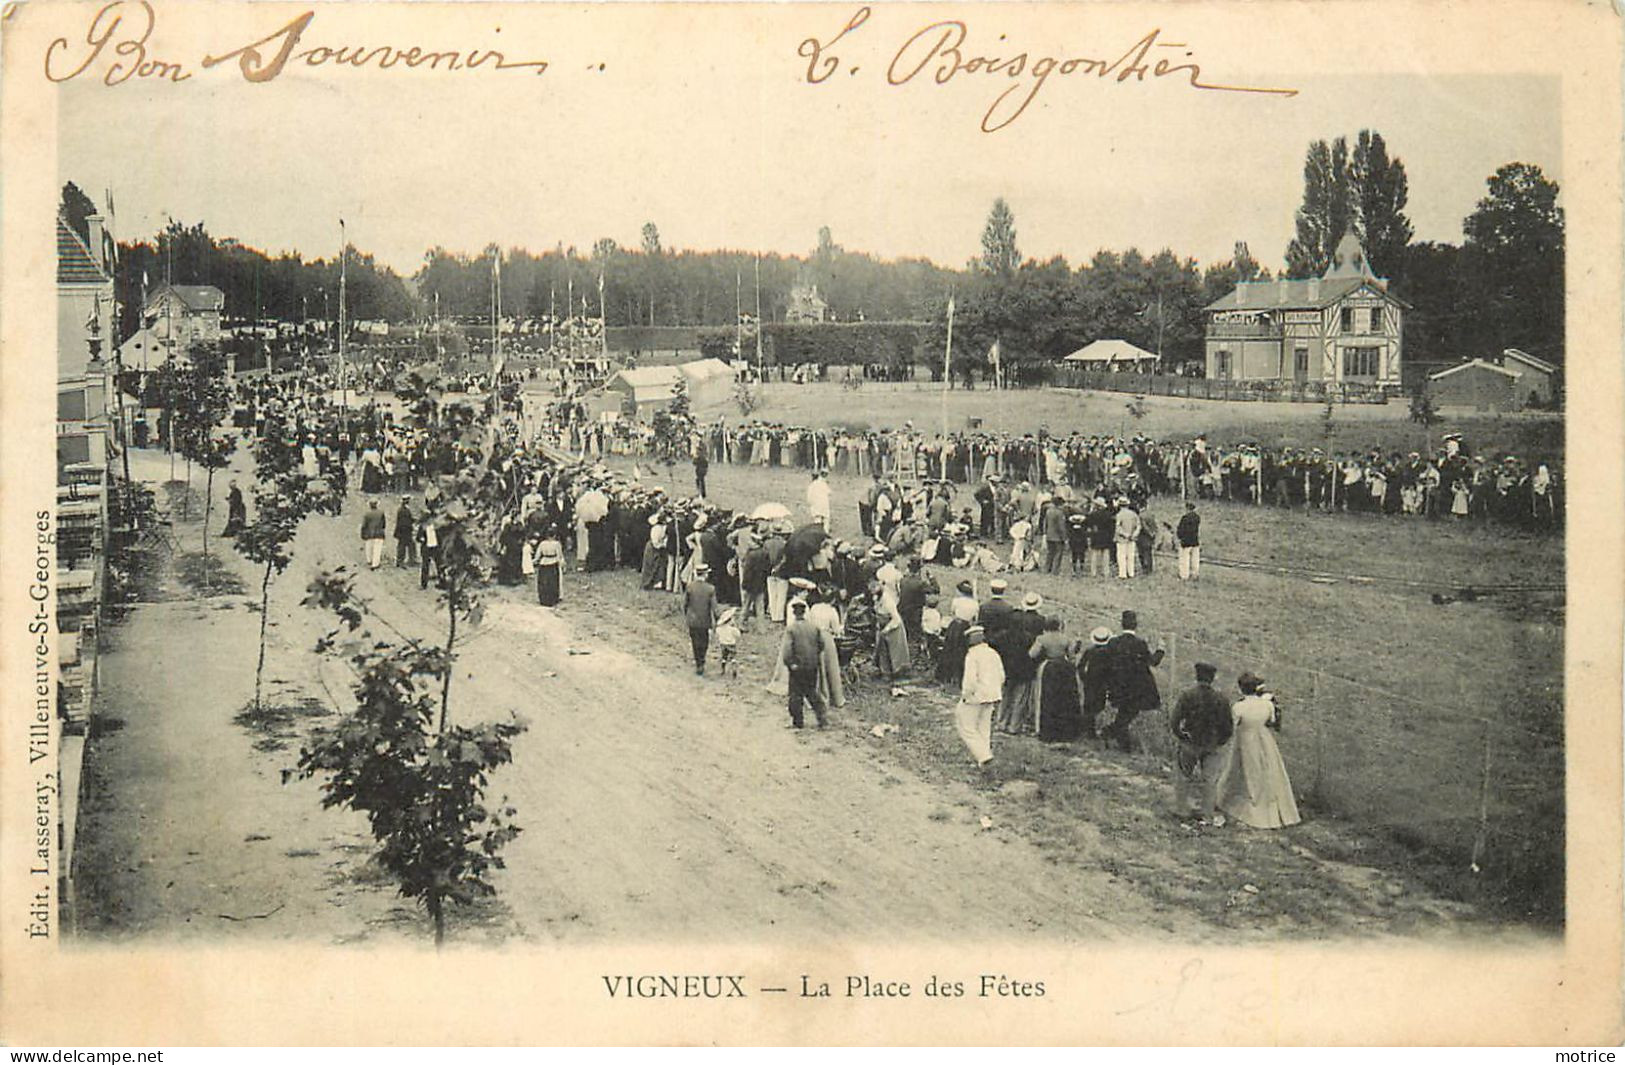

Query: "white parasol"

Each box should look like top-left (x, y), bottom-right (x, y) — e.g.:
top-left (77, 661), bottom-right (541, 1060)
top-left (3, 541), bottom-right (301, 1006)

top-left (750, 502), bottom-right (792, 521)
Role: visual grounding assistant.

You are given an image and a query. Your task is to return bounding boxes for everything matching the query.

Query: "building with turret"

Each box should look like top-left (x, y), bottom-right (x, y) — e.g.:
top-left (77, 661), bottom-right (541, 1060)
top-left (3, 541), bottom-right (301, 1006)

top-left (1202, 233), bottom-right (1406, 391)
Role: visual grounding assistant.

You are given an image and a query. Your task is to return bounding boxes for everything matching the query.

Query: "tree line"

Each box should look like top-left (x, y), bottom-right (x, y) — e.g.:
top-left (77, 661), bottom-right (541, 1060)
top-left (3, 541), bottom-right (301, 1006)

top-left (70, 131), bottom-right (1562, 374)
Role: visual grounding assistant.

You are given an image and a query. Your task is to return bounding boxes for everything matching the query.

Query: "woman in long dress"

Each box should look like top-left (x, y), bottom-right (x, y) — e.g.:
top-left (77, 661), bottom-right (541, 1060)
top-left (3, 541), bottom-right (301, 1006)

top-left (1031, 618), bottom-right (1084, 742)
top-left (535, 538), bottom-right (563, 606)
top-left (873, 578), bottom-right (911, 679)
top-left (806, 588), bottom-right (846, 710)
top-left (1216, 673), bottom-right (1301, 829)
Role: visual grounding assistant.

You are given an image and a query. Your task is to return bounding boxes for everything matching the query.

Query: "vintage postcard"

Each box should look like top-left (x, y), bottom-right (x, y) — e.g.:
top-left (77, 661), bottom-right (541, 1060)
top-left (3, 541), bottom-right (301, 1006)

top-left (0, 0), bottom-right (1620, 1046)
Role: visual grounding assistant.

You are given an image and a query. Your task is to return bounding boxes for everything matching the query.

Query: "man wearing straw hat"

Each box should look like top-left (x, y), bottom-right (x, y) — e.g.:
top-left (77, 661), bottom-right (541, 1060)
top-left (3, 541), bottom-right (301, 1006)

top-left (684, 562), bottom-right (719, 676)
top-left (956, 625), bottom-right (1004, 770)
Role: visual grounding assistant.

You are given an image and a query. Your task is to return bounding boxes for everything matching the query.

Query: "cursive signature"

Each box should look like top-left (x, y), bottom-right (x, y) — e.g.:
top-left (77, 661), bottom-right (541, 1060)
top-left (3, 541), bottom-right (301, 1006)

top-left (890, 20), bottom-right (1298, 132)
top-left (44, 2), bottom-right (548, 86)
top-left (795, 9), bottom-right (1299, 133)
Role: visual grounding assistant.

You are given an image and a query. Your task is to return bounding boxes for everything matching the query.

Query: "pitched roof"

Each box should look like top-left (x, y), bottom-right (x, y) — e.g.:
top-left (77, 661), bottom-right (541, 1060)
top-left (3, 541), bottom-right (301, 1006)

top-left (1428, 358), bottom-right (1521, 382)
top-left (57, 216), bottom-right (108, 285)
top-left (147, 283), bottom-right (225, 312)
top-left (606, 365), bottom-right (686, 399)
top-left (677, 357), bottom-right (735, 382)
top-left (1064, 339), bottom-right (1158, 363)
top-left (1502, 348), bottom-right (1556, 374)
top-left (1204, 276), bottom-right (1375, 312)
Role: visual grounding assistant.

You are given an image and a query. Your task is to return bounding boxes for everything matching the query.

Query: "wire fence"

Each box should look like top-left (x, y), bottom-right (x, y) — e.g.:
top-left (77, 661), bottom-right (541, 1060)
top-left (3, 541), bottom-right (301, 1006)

top-left (1131, 628), bottom-right (1563, 918)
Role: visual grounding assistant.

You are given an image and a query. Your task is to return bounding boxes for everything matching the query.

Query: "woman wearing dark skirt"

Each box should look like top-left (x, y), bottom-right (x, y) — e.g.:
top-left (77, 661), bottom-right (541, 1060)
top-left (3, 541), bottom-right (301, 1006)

top-left (1031, 617), bottom-right (1085, 742)
top-left (536, 538), bottom-right (563, 606)
top-left (936, 616), bottom-right (969, 686)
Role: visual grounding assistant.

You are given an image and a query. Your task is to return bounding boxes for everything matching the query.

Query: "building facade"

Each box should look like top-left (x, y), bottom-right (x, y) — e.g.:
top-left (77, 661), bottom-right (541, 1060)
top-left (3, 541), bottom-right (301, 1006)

top-left (143, 282), bottom-right (225, 360)
top-left (1203, 234), bottom-right (1406, 392)
top-left (57, 215), bottom-right (116, 475)
top-left (1426, 359), bottom-right (1520, 411)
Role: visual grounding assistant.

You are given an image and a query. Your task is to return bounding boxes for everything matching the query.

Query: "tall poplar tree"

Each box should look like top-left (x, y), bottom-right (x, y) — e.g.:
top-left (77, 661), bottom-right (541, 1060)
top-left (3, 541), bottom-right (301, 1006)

top-left (1349, 130), bottom-right (1414, 281)
top-left (979, 197), bottom-right (1021, 277)
top-left (1284, 138), bottom-right (1352, 278)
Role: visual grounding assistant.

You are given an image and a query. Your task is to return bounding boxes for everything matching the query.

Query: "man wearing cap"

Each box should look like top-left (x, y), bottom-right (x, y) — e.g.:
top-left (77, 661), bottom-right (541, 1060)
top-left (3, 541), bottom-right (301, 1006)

top-left (956, 625), bottom-right (1004, 769)
top-left (394, 495), bottom-right (418, 568)
top-left (1102, 610), bottom-right (1165, 751)
top-left (978, 578), bottom-right (1015, 638)
top-left (360, 498), bottom-right (388, 570)
top-left (781, 597), bottom-right (830, 728)
top-left (1171, 663), bottom-right (1234, 824)
top-left (684, 563), bottom-right (719, 676)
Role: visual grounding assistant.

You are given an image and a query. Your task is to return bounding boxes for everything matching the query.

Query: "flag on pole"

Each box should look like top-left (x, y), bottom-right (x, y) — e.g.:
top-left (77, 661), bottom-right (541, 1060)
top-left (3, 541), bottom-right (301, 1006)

top-left (988, 339), bottom-right (1001, 389)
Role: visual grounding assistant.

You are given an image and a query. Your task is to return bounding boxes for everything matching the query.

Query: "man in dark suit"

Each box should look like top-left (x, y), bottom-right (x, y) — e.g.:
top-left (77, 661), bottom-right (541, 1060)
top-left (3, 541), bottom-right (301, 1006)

top-left (782, 598), bottom-right (830, 729)
top-left (897, 558), bottom-right (936, 644)
top-left (1170, 662), bottom-right (1233, 823)
top-left (684, 563), bottom-right (719, 676)
top-left (394, 495), bottom-right (417, 568)
top-left (1102, 609), bottom-right (1165, 751)
top-left (977, 578), bottom-right (1015, 639)
top-left (1075, 626), bottom-right (1113, 740)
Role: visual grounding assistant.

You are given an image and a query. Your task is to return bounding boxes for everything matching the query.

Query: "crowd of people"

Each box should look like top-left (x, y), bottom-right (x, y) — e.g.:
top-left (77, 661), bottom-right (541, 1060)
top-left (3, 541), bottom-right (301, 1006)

top-left (549, 414), bottom-right (1561, 533)
top-left (205, 372), bottom-right (1565, 837)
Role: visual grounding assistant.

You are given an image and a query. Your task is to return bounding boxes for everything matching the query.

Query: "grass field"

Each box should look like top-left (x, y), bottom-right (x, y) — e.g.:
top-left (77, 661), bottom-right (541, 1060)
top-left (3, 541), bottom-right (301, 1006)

top-left (573, 383), bottom-right (1565, 924)
top-left (683, 381), bottom-right (1565, 462)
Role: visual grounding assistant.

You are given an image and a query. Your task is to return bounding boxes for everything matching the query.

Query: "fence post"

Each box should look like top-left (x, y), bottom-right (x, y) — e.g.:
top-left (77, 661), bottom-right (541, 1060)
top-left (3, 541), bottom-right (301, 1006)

top-left (1310, 670), bottom-right (1323, 800)
top-left (1471, 721), bottom-right (1493, 874)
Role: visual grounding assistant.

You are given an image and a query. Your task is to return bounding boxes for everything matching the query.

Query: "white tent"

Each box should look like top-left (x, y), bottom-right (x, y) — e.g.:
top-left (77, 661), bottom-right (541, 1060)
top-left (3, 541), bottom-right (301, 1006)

top-left (1064, 339), bottom-right (1159, 371)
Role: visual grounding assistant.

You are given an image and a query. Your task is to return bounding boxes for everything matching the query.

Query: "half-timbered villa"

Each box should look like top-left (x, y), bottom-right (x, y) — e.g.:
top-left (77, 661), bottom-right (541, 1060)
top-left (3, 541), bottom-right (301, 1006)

top-left (1203, 233), bottom-right (1406, 392)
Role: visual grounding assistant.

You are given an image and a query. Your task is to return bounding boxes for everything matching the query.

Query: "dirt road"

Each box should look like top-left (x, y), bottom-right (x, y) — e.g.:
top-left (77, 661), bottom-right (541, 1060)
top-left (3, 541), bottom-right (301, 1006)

top-left (76, 449), bottom-right (1514, 945)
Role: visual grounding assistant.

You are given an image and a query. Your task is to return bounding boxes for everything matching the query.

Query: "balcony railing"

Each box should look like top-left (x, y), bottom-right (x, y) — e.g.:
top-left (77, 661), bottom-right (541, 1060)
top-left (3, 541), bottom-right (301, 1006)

top-left (1206, 320), bottom-right (1284, 339)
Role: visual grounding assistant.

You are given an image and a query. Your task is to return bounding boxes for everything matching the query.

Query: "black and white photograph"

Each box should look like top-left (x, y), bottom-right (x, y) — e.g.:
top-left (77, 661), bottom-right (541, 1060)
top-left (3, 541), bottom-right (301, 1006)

top-left (4, 0), bottom-right (1621, 1047)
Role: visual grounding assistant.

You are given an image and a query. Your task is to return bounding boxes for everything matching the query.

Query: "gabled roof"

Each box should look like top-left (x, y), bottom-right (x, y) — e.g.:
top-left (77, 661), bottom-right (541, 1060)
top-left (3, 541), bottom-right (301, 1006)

top-left (677, 357), bottom-right (735, 382)
top-left (57, 216), bottom-right (108, 285)
top-left (1064, 339), bottom-right (1158, 363)
top-left (1502, 348), bottom-right (1556, 374)
top-left (147, 283), bottom-right (225, 312)
top-left (1205, 276), bottom-right (1393, 312)
top-left (1428, 358), bottom-right (1521, 382)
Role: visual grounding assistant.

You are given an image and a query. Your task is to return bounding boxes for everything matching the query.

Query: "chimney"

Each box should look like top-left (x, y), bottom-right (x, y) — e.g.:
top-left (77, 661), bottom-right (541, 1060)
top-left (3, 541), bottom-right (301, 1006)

top-left (1307, 278), bottom-right (1320, 303)
top-left (86, 214), bottom-right (107, 271)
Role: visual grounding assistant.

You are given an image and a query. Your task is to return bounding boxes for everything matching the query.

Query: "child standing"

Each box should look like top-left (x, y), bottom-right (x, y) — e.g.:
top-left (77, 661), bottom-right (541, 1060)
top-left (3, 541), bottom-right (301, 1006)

top-left (715, 607), bottom-right (742, 678)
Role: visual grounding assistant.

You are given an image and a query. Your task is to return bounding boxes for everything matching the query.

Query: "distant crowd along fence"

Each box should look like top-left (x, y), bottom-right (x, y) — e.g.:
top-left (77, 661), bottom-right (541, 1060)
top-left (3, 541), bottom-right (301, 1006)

top-left (1050, 367), bottom-right (1395, 404)
top-left (1017, 579), bottom-right (1562, 917)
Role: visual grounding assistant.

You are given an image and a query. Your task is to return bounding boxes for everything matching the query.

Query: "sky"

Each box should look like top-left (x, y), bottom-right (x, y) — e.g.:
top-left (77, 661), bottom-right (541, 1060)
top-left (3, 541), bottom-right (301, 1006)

top-left (54, 3), bottom-right (1562, 280)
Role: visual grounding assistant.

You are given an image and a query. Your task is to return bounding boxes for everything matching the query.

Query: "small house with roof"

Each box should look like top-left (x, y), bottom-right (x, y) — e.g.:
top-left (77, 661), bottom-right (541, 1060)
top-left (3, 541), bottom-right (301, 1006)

top-left (1426, 359), bottom-right (1521, 412)
top-left (1498, 348), bottom-right (1557, 407)
top-left (1203, 233), bottom-right (1406, 391)
top-left (144, 282), bottom-right (225, 353)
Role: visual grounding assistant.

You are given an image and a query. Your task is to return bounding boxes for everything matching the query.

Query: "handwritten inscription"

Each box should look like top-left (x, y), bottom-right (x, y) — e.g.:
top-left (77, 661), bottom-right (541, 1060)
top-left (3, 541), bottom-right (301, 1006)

top-left (44, 2), bottom-right (547, 86)
top-left (45, 1), bottom-right (189, 84)
top-left (799, 7), bottom-right (1299, 133)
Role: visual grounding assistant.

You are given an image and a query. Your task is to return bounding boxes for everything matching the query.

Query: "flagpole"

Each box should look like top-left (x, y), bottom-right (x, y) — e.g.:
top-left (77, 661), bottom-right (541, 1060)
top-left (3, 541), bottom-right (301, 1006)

top-left (735, 267), bottom-right (743, 364)
top-left (338, 218), bottom-right (348, 408)
top-left (598, 268), bottom-right (608, 359)
top-left (754, 255), bottom-right (764, 379)
top-left (105, 190), bottom-right (133, 488)
top-left (941, 292), bottom-right (955, 439)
